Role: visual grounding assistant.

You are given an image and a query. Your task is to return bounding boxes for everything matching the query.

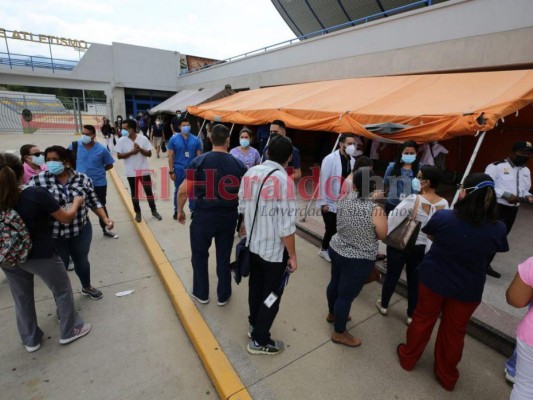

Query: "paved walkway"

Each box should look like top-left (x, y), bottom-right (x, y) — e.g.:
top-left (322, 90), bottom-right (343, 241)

top-left (0, 134), bottom-right (214, 400)
top-left (1, 133), bottom-right (514, 399)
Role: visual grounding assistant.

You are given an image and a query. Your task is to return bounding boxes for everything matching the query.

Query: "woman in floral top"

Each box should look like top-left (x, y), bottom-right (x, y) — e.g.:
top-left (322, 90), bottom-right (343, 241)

top-left (230, 128), bottom-right (261, 169)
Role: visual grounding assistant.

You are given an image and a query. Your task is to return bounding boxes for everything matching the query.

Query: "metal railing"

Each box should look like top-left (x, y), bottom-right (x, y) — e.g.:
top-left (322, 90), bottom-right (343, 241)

top-left (185, 0), bottom-right (434, 74)
top-left (0, 51), bottom-right (78, 72)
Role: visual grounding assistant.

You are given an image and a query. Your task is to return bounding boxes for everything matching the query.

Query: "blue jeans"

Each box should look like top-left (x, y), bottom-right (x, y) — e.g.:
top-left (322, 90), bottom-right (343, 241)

top-left (189, 210), bottom-right (237, 302)
top-left (327, 248), bottom-right (375, 333)
top-left (54, 222), bottom-right (93, 289)
top-left (381, 244), bottom-right (425, 317)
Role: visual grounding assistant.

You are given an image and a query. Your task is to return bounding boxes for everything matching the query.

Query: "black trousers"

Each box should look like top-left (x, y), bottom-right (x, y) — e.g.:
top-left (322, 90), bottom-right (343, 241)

top-left (127, 175), bottom-right (156, 213)
top-left (321, 211), bottom-right (337, 250)
top-left (497, 204), bottom-right (519, 235)
top-left (93, 185), bottom-right (109, 232)
top-left (249, 251), bottom-right (288, 346)
top-left (487, 204), bottom-right (519, 268)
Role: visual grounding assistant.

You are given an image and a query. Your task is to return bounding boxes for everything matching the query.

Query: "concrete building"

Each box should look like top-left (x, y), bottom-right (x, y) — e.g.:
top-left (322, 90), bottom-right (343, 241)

top-left (0, 41), bottom-right (180, 118)
top-left (178, 0), bottom-right (533, 90)
top-left (2, 0), bottom-right (532, 119)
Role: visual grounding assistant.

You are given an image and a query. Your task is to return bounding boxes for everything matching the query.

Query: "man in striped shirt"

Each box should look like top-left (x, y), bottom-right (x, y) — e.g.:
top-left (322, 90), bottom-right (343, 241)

top-left (238, 135), bottom-right (298, 355)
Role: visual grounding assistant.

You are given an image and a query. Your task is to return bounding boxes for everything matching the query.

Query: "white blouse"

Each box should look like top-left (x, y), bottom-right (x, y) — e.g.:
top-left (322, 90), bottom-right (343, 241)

top-left (387, 194), bottom-right (449, 250)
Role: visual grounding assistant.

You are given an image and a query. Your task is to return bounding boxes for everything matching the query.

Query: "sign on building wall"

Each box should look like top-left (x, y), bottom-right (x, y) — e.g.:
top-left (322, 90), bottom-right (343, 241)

top-left (0, 28), bottom-right (89, 49)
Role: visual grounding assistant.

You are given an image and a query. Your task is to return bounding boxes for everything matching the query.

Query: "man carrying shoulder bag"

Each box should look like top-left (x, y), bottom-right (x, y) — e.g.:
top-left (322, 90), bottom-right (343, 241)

top-left (238, 135), bottom-right (298, 356)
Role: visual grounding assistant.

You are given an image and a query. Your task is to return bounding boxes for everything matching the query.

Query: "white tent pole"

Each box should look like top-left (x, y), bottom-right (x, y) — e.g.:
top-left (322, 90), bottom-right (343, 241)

top-left (301, 133), bottom-right (342, 223)
top-left (229, 123), bottom-right (235, 136)
top-left (451, 131), bottom-right (487, 207)
top-left (199, 119), bottom-right (206, 133)
top-left (261, 135), bottom-right (271, 162)
top-left (198, 118), bottom-right (207, 142)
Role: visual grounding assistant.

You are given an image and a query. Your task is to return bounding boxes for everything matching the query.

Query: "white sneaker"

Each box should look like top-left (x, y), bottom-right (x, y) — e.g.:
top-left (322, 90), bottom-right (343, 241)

top-left (190, 292), bottom-right (209, 304)
top-left (60, 323), bottom-right (91, 345)
top-left (318, 248), bottom-right (331, 263)
top-left (25, 343), bottom-right (41, 353)
top-left (406, 317), bottom-right (413, 326)
top-left (376, 299), bottom-right (388, 315)
top-left (505, 368), bottom-right (516, 384)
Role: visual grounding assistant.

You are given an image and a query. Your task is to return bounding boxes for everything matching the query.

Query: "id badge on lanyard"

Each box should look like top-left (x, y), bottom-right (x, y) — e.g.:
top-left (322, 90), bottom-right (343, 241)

top-left (264, 270), bottom-right (291, 308)
top-left (180, 135), bottom-right (190, 158)
top-left (61, 184), bottom-right (72, 210)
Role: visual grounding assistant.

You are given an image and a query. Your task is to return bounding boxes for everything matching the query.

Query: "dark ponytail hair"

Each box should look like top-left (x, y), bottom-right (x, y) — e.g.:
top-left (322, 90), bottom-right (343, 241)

top-left (454, 173), bottom-right (498, 225)
top-left (0, 153), bottom-right (24, 211)
top-left (390, 141), bottom-right (420, 177)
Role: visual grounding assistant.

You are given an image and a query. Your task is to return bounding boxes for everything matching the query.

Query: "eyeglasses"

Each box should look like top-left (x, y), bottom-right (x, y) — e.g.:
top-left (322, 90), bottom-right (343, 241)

top-left (269, 131), bottom-right (280, 135)
top-left (30, 152), bottom-right (43, 157)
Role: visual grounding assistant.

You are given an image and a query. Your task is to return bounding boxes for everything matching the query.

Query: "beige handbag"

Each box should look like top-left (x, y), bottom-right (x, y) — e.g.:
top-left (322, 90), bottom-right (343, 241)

top-left (383, 195), bottom-right (422, 251)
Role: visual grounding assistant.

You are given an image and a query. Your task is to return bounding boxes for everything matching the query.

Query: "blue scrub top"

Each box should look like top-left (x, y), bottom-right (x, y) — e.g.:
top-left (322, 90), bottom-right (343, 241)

top-left (71, 141), bottom-right (115, 187)
top-left (168, 134), bottom-right (202, 172)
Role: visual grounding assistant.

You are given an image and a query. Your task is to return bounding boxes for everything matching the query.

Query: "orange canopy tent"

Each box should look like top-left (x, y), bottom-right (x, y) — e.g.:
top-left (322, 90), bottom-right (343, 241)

top-left (188, 70), bottom-right (533, 143)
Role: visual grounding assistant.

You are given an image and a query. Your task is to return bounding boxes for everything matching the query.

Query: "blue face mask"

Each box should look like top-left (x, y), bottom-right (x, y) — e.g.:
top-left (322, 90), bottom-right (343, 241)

top-left (181, 126), bottom-right (191, 135)
top-left (81, 135), bottom-right (93, 144)
top-left (46, 161), bottom-right (65, 175)
top-left (411, 177), bottom-right (421, 192)
top-left (121, 129), bottom-right (129, 137)
top-left (240, 138), bottom-right (250, 148)
top-left (401, 154), bottom-right (417, 164)
top-left (32, 154), bottom-right (45, 166)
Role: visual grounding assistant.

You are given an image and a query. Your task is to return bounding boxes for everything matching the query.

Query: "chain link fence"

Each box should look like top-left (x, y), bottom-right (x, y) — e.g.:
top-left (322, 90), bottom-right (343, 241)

top-left (0, 92), bottom-right (112, 134)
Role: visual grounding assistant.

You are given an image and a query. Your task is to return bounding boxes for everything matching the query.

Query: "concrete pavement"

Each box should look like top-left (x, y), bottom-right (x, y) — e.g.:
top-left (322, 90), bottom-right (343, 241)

top-left (1, 133), bottom-right (514, 399)
top-left (110, 142), bottom-right (512, 400)
top-left (0, 133), bottom-right (214, 400)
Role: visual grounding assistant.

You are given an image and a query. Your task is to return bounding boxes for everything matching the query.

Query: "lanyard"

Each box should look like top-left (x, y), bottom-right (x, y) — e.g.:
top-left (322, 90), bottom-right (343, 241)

top-left (179, 134), bottom-right (189, 150)
top-left (276, 270), bottom-right (291, 293)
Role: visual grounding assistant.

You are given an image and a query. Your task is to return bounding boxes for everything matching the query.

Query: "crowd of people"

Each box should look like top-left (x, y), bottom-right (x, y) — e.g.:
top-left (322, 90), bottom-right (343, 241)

top-left (0, 115), bottom-right (532, 398)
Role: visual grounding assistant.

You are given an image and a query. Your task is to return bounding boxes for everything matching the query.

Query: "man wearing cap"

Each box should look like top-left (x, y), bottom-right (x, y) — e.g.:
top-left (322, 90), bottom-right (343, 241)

top-left (485, 141), bottom-right (533, 278)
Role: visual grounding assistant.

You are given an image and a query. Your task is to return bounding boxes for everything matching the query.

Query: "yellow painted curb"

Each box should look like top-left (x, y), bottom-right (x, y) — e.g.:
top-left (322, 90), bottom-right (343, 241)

top-left (109, 169), bottom-right (252, 400)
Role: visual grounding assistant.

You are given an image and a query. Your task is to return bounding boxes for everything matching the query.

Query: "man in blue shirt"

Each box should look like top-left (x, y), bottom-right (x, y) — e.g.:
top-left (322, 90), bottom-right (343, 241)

top-left (71, 124), bottom-right (118, 238)
top-left (168, 118), bottom-right (203, 219)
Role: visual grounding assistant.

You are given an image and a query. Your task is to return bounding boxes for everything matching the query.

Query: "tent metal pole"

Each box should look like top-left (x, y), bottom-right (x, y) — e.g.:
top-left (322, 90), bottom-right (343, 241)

top-left (451, 131), bottom-right (487, 207)
top-left (261, 135), bottom-right (271, 162)
top-left (198, 119), bottom-right (207, 144)
top-left (229, 123), bottom-right (235, 136)
top-left (199, 119), bottom-right (206, 133)
top-left (301, 133), bottom-right (342, 223)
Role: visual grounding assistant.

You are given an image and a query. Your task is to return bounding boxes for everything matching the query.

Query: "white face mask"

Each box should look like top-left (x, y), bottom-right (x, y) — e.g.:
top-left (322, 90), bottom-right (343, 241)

top-left (345, 144), bottom-right (362, 158)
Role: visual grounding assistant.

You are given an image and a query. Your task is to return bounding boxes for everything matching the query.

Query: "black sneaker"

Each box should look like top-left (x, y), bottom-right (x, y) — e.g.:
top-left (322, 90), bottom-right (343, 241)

top-left (135, 212), bottom-right (142, 223)
top-left (81, 287), bottom-right (103, 300)
top-left (486, 266), bottom-right (501, 279)
top-left (247, 339), bottom-right (284, 355)
top-left (152, 211), bottom-right (163, 221)
top-left (173, 212), bottom-right (177, 220)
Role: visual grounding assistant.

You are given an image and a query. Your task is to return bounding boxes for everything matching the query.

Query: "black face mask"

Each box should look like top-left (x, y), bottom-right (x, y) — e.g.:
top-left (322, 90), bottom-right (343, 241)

top-left (514, 156), bottom-right (530, 166)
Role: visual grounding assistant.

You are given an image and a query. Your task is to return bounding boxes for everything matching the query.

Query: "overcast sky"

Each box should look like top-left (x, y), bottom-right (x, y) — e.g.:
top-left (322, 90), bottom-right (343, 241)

top-left (0, 0), bottom-right (295, 61)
